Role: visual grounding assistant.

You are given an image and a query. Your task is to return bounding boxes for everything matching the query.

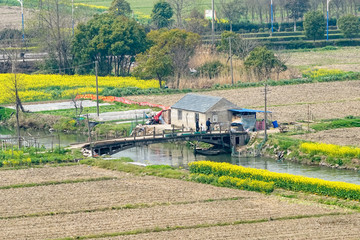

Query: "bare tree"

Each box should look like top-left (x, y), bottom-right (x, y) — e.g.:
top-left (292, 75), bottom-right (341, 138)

top-left (167, 0), bottom-right (189, 28)
top-left (0, 32), bottom-right (26, 147)
top-left (218, 0), bottom-right (244, 31)
top-left (33, 0), bottom-right (73, 74)
top-left (274, 50), bottom-right (291, 80)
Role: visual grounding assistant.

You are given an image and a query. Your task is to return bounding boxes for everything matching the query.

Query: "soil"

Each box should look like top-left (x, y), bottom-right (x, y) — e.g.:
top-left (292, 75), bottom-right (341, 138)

top-left (105, 213), bottom-right (360, 240)
top-left (292, 127), bottom-right (360, 147)
top-left (0, 6), bottom-right (32, 30)
top-left (0, 165), bottom-right (354, 240)
top-left (127, 80), bottom-right (360, 122)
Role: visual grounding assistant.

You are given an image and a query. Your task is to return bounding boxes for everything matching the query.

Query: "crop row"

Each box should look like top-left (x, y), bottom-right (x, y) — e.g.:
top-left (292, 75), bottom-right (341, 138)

top-left (300, 142), bottom-right (360, 159)
top-left (189, 161), bottom-right (360, 200)
top-left (0, 74), bottom-right (159, 104)
top-left (191, 173), bottom-right (274, 193)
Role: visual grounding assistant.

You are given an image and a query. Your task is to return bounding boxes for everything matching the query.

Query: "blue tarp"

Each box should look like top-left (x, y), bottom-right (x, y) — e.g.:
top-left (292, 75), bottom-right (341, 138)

top-left (229, 109), bottom-right (272, 113)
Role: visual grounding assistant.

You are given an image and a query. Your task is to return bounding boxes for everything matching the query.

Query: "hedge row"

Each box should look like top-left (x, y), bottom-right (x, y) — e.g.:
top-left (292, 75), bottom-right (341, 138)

top-left (189, 161), bottom-right (360, 200)
top-left (266, 39), bottom-right (360, 49)
top-left (190, 173), bottom-right (275, 193)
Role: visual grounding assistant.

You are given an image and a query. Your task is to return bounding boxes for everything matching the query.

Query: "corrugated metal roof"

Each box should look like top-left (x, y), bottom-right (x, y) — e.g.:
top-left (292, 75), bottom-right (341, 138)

top-left (229, 108), bottom-right (272, 113)
top-left (171, 94), bottom-right (223, 113)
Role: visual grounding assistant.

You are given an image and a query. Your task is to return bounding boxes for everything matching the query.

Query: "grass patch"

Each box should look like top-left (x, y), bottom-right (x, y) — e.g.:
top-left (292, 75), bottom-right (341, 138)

top-left (0, 176), bottom-right (115, 190)
top-left (81, 158), bottom-right (189, 180)
top-left (311, 116), bottom-right (360, 131)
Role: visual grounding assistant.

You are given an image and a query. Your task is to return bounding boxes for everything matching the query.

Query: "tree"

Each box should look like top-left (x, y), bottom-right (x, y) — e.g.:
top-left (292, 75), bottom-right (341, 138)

top-left (133, 46), bottom-right (173, 88)
top-left (338, 14), bottom-right (360, 39)
top-left (138, 29), bottom-right (200, 88)
top-left (218, 0), bottom-right (244, 31)
top-left (167, 0), bottom-right (189, 28)
top-left (0, 32), bottom-right (26, 147)
top-left (184, 9), bottom-right (209, 35)
top-left (219, 31), bottom-right (259, 60)
top-left (244, 46), bottom-right (286, 80)
top-left (303, 11), bottom-right (326, 41)
top-left (151, 1), bottom-right (174, 29)
top-left (109, 0), bottom-right (132, 16)
top-left (33, 0), bottom-right (73, 74)
top-left (284, 0), bottom-right (310, 31)
top-left (72, 14), bottom-right (148, 76)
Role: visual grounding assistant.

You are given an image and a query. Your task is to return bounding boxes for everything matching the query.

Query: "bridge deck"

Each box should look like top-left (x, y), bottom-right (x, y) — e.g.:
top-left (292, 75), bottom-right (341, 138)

top-left (75, 130), bottom-right (248, 155)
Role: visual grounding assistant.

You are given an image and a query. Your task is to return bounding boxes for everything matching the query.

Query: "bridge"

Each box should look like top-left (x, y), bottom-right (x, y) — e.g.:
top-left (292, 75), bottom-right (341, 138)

top-left (79, 130), bottom-right (249, 156)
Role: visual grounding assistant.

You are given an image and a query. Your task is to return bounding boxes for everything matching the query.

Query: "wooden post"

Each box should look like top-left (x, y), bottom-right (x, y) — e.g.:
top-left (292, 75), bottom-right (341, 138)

top-left (220, 125), bottom-right (222, 133)
top-left (182, 124), bottom-right (184, 132)
top-left (153, 127), bottom-right (156, 138)
top-left (162, 130), bottom-right (165, 138)
top-left (172, 125), bottom-right (175, 136)
top-left (134, 131), bottom-right (136, 140)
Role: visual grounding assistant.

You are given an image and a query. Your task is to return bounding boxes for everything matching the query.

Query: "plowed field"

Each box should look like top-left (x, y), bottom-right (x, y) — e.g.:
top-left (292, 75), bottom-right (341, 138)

top-left (0, 165), bottom-right (357, 240)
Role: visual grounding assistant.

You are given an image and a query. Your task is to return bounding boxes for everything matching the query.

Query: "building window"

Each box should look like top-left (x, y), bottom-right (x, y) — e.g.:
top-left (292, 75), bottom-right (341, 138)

top-left (178, 110), bottom-right (182, 120)
top-left (213, 114), bottom-right (218, 123)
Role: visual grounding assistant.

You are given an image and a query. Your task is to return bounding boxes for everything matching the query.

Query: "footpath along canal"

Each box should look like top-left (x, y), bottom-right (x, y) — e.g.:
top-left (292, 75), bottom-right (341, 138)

top-left (1, 127), bottom-right (360, 185)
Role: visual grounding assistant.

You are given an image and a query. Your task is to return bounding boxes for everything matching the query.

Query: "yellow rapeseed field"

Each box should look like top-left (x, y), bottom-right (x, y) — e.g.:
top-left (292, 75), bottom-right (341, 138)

top-left (0, 74), bottom-right (160, 104)
top-left (189, 161), bottom-right (360, 200)
top-left (301, 142), bottom-right (360, 158)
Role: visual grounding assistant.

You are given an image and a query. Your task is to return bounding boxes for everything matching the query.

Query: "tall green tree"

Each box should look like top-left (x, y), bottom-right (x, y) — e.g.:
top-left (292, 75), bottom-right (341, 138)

top-left (244, 46), bottom-right (286, 80)
top-left (303, 11), bottom-right (326, 41)
top-left (338, 14), bottom-right (360, 39)
top-left (151, 1), bottom-right (174, 29)
top-left (72, 14), bottom-right (147, 76)
top-left (284, 0), bottom-right (310, 31)
top-left (133, 46), bottom-right (172, 88)
top-left (135, 29), bottom-right (200, 88)
top-left (109, 0), bottom-right (132, 16)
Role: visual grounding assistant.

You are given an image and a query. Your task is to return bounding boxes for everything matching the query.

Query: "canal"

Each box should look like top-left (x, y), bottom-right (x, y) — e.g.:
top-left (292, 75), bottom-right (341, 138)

top-left (1, 127), bottom-right (360, 185)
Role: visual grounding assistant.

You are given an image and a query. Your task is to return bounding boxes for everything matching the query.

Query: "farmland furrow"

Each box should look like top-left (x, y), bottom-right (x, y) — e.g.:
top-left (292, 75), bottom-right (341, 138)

top-left (100, 213), bottom-right (360, 240)
top-left (0, 198), bottom-right (344, 240)
top-left (0, 176), bottom-right (259, 217)
top-left (0, 165), bottom-right (123, 187)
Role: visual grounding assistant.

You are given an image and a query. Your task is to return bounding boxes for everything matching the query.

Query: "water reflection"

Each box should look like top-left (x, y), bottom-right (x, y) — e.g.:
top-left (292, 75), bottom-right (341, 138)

top-left (113, 143), bottom-right (360, 185)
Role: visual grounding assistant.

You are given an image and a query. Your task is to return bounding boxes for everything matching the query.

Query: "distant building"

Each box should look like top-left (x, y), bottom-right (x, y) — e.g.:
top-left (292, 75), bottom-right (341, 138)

top-left (170, 94), bottom-right (239, 130)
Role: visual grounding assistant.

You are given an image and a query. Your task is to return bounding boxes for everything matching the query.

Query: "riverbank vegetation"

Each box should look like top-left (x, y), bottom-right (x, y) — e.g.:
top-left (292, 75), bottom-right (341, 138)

top-left (266, 134), bottom-right (360, 170)
top-left (0, 146), bottom-right (83, 168)
top-left (189, 161), bottom-right (360, 200)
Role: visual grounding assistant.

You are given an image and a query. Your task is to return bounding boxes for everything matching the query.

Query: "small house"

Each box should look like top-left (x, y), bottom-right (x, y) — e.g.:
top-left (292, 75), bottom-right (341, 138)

top-left (170, 94), bottom-right (239, 130)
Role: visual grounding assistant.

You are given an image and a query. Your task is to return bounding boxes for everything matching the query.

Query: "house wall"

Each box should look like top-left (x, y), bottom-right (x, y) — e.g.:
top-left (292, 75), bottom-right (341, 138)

top-left (171, 98), bottom-right (240, 130)
top-left (171, 109), bottom-right (206, 130)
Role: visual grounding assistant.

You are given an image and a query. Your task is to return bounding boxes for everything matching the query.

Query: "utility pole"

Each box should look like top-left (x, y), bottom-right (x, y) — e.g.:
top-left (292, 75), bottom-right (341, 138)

top-left (327, 0), bottom-right (331, 41)
top-left (211, 0), bottom-right (215, 47)
top-left (17, 0), bottom-right (25, 44)
top-left (228, 37), bottom-right (234, 85)
top-left (86, 114), bottom-right (93, 157)
top-left (72, 0), bottom-right (74, 36)
top-left (264, 82), bottom-right (268, 141)
top-left (271, 0), bottom-right (274, 35)
top-left (95, 61), bottom-right (99, 117)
